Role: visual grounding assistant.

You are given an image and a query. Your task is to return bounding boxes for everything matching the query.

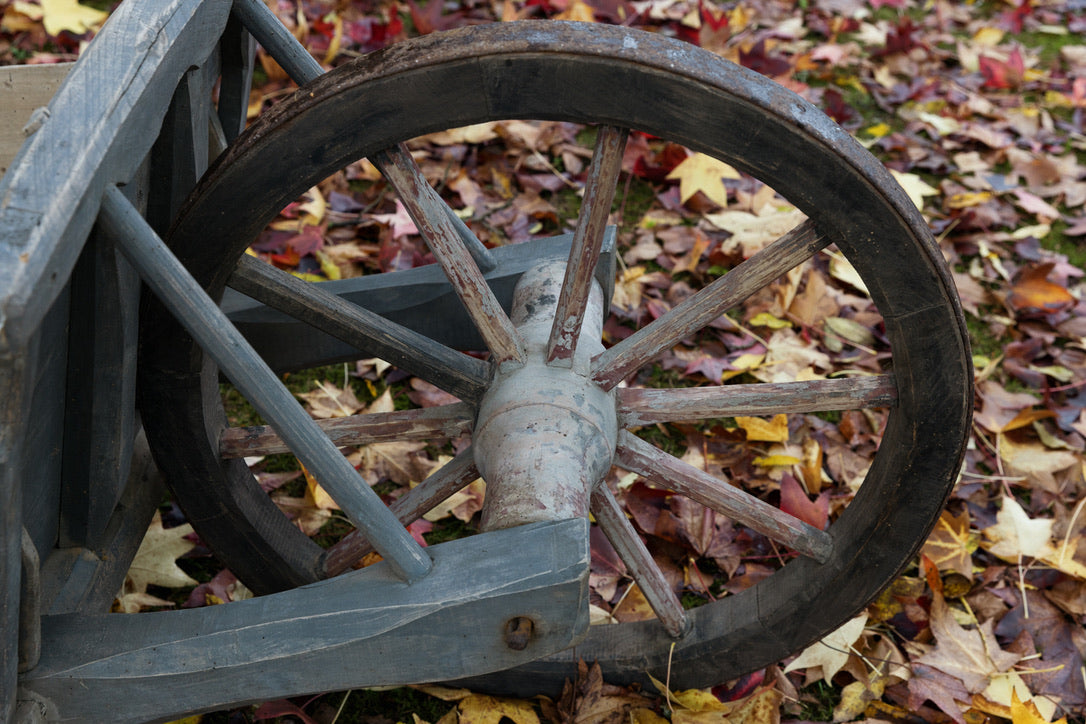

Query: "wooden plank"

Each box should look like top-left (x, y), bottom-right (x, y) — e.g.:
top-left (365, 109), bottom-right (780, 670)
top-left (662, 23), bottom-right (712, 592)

top-left (22, 519), bottom-right (591, 724)
top-left (100, 185), bottom-right (433, 584)
top-left (617, 375), bottom-right (898, 426)
top-left (0, 63), bottom-right (71, 177)
top-left (0, 0), bottom-right (232, 351)
top-left (592, 220), bottom-right (828, 390)
top-left (220, 401), bottom-right (475, 458)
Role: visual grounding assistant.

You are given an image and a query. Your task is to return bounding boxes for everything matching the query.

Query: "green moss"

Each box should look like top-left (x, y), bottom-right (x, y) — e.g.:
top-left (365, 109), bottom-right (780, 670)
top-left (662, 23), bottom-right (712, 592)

top-left (1015, 29), bottom-right (1081, 68)
top-left (965, 313), bottom-right (1004, 360)
top-left (798, 680), bottom-right (842, 721)
top-left (1040, 220), bottom-right (1086, 271)
top-left (424, 517), bottom-right (477, 545)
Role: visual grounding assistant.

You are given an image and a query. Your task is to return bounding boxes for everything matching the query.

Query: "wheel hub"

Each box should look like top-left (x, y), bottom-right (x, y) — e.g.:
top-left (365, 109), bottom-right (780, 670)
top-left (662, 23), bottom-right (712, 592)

top-left (474, 260), bottom-right (617, 531)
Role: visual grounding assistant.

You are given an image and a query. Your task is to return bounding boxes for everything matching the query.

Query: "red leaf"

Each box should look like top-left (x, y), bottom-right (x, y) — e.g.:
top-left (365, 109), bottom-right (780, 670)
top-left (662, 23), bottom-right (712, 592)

top-left (779, 474), bottom-right (829, 531)
top-left (980, 47), bottom-right (1024, 89)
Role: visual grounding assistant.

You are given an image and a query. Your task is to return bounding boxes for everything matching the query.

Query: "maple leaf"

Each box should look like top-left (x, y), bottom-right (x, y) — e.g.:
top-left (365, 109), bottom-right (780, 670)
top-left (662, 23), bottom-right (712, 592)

top-left (666, 153), bottom-right (740, 207)
top-left (915, 592), bottom-right (1020, 693)
top-left (920, 509), bottom-right (977, 580)
top-left (735, 414), bottom-right (789, 443)
top-left (982, 495), bottom-right (1054, 560)
top-left (782, 614), bottom-right (867, 683)
top-left (40, 0), bottom-right (107, 36)
top-left (906, 663), bottom-right (970, 724)
top-left (123, 511), bottom-right (198, 594)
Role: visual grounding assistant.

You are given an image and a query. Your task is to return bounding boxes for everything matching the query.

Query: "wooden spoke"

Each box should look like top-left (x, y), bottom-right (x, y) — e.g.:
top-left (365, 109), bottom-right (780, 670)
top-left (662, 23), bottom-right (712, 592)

top-left (592, 219), bottom-right (828, 390)
top-left (590, 486), bottom-right (688, 638)
top-left (617, 375), bottom-right (897, 427)
top-left (546, 126), bottom-right (628, 367)
top-left (99, 185), bottom-right (432, 583)
top-left (374, 145), bottom-right (525, 366)
top-left (228, 255), bottom-right (490, 402)
top-left (220, 402), bottom-right (474, 459)
top-left (614, 431), bottom-right (832, 563)
top-left (232, 0), bottom-right (324, 85)
top-left (322, 446), bottom-right (480, 576)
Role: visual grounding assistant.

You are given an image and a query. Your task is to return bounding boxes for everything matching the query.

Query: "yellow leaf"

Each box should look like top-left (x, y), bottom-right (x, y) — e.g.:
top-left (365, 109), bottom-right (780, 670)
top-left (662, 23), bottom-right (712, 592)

top-left (40, 0), bottom-right (107, 36)
top-left (973, 26), bottom-right (1005, 46)
top-left (947, 191), bottom-right (994, 209)
top-left (864, 122), bottom-right (891, 138)
top-left (730, 688), bottom-right (781, 724)
top-left (555, 0), bottom-right (595, 21)
top-left (832, 675), bottom-right (885, 722)
top-left (667, 153), bottom-right (740, 207)
top-left (720, 353), bottom-right (765, 382)
top-left (921, 509), bottom-right (978, 580)
top-left (125, 512), bottom-right (198, 593)
top-left (303, 463), bottom-right (340, 511)
top-left (752, 454), bottom-right (800, 467)
top-left (735, 414), bottom-right (789, 442)
top-left (672, 688), bottom-right (729, 712)
top-left (315, 249), bottom-right (341, 280)
top-left (784, 615), bottom-right (868, 683)
top-left (1011, 687), bottom-right (1065, 724)
top-left (983, 495), bottom-right (1053, 560)
top-left (748, 312), bottom-right (791, 329)
top-left (458, 695), bottom-right (539, 724)
top-left (889, 170), bottom-right (939, 211)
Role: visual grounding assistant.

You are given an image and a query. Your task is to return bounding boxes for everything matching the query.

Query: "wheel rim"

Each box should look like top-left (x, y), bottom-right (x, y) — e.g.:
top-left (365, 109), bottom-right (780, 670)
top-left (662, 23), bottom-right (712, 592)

top-left (139, 21), bottom-right (972, 690)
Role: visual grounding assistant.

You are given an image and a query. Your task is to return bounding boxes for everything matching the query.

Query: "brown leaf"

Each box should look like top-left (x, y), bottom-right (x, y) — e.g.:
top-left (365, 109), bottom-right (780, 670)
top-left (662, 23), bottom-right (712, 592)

top-left (920, 509), bottom-right (977, 580)
top-left (1007, 262), bottom-right (1075, 317)
top-left (915, 592), bottom-right (1019, 693)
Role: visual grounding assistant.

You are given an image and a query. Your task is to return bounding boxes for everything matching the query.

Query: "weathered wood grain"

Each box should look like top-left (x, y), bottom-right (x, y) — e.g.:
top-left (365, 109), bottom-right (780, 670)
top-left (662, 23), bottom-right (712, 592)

top-left (22, 519), bottom-right (590, 724)
top-left (546, 126), bottom-right (627, 367)
top-left (591, 486), bottom-right (687, 638)
top-left (375, 145), bottom-right (526, 367)
top-left (220, 401), bottom-right (474, 458)
top-left (228, 255), bottom-right (491, 403)
top-left (617, 374), bottom-right (898, 426)
top-left (592, 219), bottom-right (828, 389)
top-left (0, 0), bottom-right (232, 351)
top-left (614, 431), bottom-right (832, 562)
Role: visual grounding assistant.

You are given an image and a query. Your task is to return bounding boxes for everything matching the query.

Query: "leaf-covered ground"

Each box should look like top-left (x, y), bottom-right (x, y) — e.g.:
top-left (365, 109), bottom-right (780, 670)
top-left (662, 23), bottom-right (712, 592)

top-left (4, 0), bottom-right (1086, 721)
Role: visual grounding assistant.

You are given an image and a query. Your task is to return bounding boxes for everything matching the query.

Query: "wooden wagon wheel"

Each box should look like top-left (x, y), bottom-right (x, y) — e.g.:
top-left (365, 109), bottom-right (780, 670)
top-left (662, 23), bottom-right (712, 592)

top-left (137, 20), bottom-right (971, 690)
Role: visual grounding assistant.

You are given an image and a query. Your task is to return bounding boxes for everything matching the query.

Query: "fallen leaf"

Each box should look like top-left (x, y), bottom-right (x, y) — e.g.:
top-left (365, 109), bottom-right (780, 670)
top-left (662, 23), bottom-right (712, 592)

top-left (783, 614), bottom-right (867, 683)
top-left (1007, 263), bottom-right (1076, 317)
top-left (735, 414), bottom-right (789, 442)
top-left (124, 511), bottom-right (198, 593)
top-left (666, 153), bottom-right (740, 207)
top-left (459, 695), bottom-right (539, 724)
top-left (916, 591), bottom-right (1020, 692)
top-left (40, 0), bottom-right (107, 36)
top-left (983, 495), bottom-right (1054, 560)
top-left (921, 509), bottom-right (978, 580)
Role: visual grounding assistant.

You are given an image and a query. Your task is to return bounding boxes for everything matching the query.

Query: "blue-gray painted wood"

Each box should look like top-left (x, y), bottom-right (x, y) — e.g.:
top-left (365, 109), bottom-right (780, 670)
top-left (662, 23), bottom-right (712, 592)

top-left (232, 0), bottom-right (323, 84)
top-left (0, 0), bottom-right (232, 352)
top-left (223, 229), bottom-right (616, 372)
top-left (44, 429), bottom-right (165, 617)
top-left (216, 14), bottom-right (255, 144)
top-left (21, 518), bottom-right (590, 724)
top-left (99, 185), bottom-right (432, 583)
top-left (228, 255), bottom-right (491, 402)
